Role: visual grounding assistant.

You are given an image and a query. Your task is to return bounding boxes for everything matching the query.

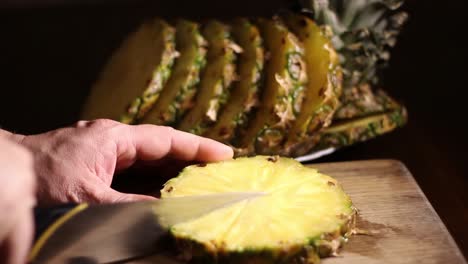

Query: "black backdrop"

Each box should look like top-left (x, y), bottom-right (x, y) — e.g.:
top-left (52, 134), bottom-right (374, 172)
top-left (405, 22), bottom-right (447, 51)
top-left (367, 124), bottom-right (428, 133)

top-left (1, 0), bottom-right (467, 258)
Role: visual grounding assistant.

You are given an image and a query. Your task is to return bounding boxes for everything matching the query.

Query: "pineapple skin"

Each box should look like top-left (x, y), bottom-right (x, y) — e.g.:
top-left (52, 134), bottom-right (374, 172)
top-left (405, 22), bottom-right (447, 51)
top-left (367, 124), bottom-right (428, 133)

top-left (173, 238), bottom-right (322, 264)
top-left (171, 220), bottom-right (356, 264)
top-left (334, 85), bottom-right (400, 120)
top-left (169, 208), bottom-right (356, 264)
top-left (160, 156), bottom-right (357, 264)
top-left (301, 0), bottom-right (408, 91)
top-left (141, 20), bottom-right (208, 126)
top-left (309, 106), bottom-right (408, 154)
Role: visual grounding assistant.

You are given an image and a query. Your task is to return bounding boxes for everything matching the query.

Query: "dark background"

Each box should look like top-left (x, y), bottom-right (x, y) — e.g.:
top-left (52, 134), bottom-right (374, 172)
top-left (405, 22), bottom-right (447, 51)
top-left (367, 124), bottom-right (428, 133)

top-left (1, 0), bottom-right (467, 258)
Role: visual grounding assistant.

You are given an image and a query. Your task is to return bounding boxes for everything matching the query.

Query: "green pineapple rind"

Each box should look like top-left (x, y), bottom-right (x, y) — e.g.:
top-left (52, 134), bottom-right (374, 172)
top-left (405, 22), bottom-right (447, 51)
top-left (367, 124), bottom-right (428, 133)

top-left (311, 106), bottom-right (408, 153)
top-left (334, 85), bottom-right (400, 120)
top-left (170, 213), bottom-right (356, 264)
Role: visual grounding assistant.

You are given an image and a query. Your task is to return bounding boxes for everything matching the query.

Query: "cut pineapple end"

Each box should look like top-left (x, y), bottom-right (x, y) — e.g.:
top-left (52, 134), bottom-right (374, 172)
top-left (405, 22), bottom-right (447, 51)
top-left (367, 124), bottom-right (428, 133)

top-left (161, 156), bottom-right (355, 257)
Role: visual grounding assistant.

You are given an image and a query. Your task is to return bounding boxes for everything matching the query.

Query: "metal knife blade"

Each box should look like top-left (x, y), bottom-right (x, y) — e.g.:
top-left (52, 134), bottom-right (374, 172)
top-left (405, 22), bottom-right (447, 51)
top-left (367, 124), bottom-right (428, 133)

top-left (30, 192), bottom-right (265, 264)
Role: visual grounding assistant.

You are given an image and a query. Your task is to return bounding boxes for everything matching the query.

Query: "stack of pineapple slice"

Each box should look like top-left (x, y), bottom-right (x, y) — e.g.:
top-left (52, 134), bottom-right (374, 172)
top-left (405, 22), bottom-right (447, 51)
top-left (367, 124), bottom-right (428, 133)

top-left (82, 1), bottom-right (407, 158)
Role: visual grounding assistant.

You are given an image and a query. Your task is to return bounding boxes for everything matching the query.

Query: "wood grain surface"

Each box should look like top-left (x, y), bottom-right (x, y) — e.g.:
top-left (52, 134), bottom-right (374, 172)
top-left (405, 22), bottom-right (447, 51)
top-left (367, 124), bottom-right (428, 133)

top-left (315, 160), bottom-right (466, 264)
top-left (132, 160), bottom-right (466, 264)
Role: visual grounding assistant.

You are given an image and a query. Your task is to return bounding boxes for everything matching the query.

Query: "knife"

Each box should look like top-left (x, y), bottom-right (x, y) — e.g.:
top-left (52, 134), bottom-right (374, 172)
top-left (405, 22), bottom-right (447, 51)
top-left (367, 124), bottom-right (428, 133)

top-left (29, 192), bottom-right (265, 264)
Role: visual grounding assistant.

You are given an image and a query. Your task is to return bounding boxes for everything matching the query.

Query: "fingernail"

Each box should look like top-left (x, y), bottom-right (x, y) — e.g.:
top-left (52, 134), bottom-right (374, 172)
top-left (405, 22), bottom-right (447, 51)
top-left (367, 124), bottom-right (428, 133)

top-left (220, 144), bottom-right (234, 158)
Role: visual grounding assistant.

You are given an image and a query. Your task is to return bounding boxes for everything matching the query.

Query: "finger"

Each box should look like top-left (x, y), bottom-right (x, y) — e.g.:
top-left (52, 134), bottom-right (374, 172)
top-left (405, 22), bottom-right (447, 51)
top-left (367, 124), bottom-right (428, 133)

top-left (130, 157), bottom-right (194, 170)
top-left (95, 187), bottom-right (157, 203)
top-left (2, 208), bottom-right (34, 264)
top-left (117, 125), bottom-right (233, 168)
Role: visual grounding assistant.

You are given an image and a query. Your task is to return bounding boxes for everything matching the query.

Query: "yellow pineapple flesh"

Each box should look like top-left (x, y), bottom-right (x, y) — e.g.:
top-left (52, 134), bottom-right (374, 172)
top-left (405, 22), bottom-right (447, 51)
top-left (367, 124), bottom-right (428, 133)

top-left (81, 19), bottom-right (177, 123)
top-left (281, 13), bottom-right (342, 156)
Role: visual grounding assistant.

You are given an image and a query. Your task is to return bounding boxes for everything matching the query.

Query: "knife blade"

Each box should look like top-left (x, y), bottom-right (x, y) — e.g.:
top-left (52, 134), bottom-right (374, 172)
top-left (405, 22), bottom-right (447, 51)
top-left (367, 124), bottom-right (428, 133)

top-left (29, 192), bottom-right (265, 264)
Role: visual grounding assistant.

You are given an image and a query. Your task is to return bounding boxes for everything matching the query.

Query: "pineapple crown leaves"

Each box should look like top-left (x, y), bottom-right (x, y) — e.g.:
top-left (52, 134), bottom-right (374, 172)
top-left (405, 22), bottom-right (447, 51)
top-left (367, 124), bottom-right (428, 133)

top-left (298, 0), bottom-right (408, 88)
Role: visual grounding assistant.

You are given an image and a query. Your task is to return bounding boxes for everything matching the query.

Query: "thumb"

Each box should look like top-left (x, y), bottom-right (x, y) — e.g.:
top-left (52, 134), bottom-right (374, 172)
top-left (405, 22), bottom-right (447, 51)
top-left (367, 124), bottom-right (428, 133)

top-left (98, 188), bottom-right (157, 203)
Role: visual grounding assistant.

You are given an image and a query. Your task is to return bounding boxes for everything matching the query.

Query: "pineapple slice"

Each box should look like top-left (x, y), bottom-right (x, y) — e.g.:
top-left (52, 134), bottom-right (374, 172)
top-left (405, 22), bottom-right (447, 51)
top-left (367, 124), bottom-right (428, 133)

top-left (161, 156), bottom-right (356, 263)
top-left (237, 18), bottom-right (307, 155)
top-left (307, 107), bottom-right (408, 154)
top-left (141, 20), bottom-right (208, 126)
top-left (282, 13), bottom-right (342, 156)
top-left (81, 19), bottom-right (178, 123)
top-left (177, 20), bottom-right (240, 135)
top-left (204, 18), bottom-right (265, 143)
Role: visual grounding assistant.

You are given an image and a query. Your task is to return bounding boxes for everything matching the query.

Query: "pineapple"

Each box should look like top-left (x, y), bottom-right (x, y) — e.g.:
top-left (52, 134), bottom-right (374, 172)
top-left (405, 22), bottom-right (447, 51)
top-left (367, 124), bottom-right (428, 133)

top-left (204, 18), bottom-right (265, 144)
top-left (281, 13), bottom-right (342, 156)
top-left (278, 0), bottom-right (408, 157)
top-left (141, 20), bottom-right (208, 126)
top-left (310, 106), bottom-right (407, 154)
top-left (301, 0), bottom-right (408, 90)
top-left (177, 20), bottom-right (240, 135)
top-left (334, 85), bottom-right (401, 120)
top-left (81, 19), bottom-right (178, 123)
top-left (237, 18), bottom-right (307, 155)
top-left (160, 156), bottom-right (356, 263)
top-left (300, 0), bottom-right (408, 119)
top-left (82, 0), bottom-right (409, 159)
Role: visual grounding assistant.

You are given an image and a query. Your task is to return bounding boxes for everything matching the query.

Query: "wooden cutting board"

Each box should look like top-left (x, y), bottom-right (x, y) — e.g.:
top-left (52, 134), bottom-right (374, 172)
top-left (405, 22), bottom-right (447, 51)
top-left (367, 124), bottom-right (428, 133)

top-left (131, 160), bottom-right (466, 264)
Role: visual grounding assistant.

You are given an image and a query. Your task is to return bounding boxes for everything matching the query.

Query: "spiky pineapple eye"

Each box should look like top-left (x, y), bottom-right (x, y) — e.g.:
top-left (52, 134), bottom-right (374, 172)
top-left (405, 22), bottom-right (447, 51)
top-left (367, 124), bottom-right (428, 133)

top-left (267, 155), bottom-right (279, 162)
top-left (287, 52), bottom-right (305, 81)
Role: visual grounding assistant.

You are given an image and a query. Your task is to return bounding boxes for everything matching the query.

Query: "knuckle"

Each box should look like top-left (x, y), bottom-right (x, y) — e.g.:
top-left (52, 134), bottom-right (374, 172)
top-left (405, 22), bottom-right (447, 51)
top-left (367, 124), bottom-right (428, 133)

top-left (138, 124), bottom-right (173, 132)
top-left (89, 118), bottom-right (119, 128)
top-left (155, 125), bottom-right (175, 134)
top-left (74, 120), bottom-right (90, 128)
top-left (81, 119), bottom-right (125, 141)
top-left (135, 124), bottom-right (176, 141)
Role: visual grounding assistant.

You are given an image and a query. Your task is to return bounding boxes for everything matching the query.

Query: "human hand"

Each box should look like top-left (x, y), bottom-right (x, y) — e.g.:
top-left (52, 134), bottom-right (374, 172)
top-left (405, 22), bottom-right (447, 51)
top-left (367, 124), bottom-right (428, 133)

top-left (0, 137), bottom-right (36, 264)
top-left (18, 119), bottom-right (234, 205)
